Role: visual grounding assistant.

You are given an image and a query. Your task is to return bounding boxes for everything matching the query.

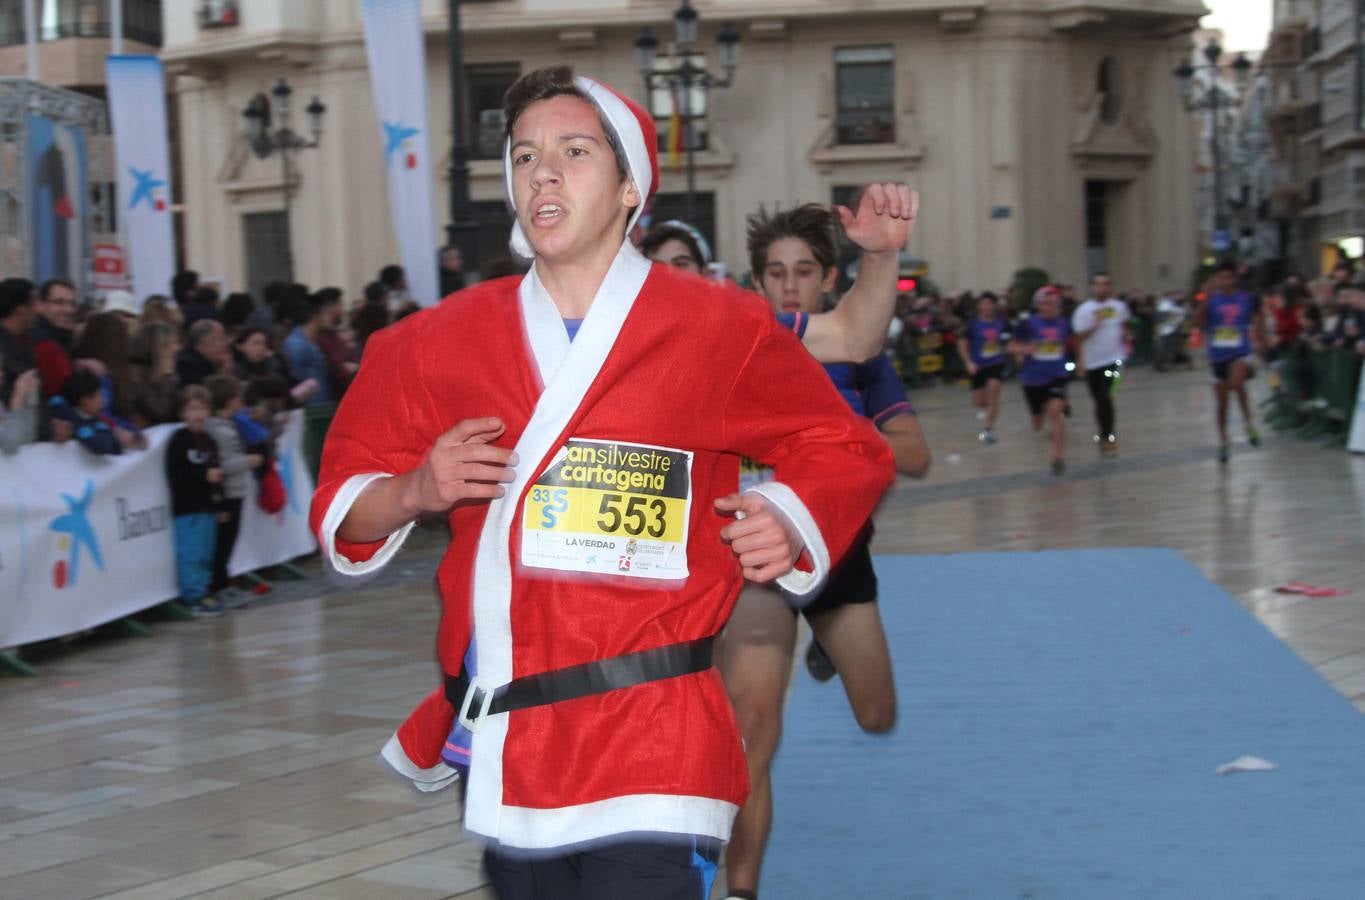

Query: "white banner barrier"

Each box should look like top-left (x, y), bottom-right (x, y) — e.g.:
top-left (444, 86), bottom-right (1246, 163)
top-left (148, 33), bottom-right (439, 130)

top-left (0, 411), bottom-right (317, 648)
top-left (1350, 361), bottom-right (1365, 454)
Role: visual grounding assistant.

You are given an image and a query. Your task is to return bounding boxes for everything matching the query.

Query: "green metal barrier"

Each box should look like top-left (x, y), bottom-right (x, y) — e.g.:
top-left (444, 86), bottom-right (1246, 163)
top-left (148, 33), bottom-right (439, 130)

top-left (302, 401), bottom-right (338, 483)
top-left (1267, 346), bottom-right (1361, 444)
top-left (1129, 316), bottom-right (1155, 365)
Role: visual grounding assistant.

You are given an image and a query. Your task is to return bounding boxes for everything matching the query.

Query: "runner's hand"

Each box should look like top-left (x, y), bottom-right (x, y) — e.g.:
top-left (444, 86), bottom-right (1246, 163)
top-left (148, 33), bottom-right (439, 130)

top-left (715, 492), bottom-right (804, 583)
top-left (401, 416), bottom-right (518, 515)
top-left (835, 183), bottom-right (919, 255)
top-left (966, 361), bottom-right (978, 376)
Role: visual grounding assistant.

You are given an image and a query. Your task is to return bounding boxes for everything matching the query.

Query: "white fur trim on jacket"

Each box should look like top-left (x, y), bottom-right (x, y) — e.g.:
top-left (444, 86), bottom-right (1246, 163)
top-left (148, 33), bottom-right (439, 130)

top-left (379, 733), bottom-right (461, 794)
top-left (319, 473), bottom-right (416, 576)
top-left (463, 240), bottom-right (652, 846)
top-left (742, 481), bottom-right (832, 603)
top-left (495, 794), bottom-right (739, 850)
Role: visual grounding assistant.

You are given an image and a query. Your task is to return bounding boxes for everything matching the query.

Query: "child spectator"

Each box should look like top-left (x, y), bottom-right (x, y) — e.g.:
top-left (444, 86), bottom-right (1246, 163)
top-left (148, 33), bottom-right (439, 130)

top-left (51, 369), bottom-right (136, 455)
top-left (237, 374), bottom-right (288, 458)
top-left (204, 374), bottom-right (262, 599)
top-left (166, 385), bottom-right (225, 617)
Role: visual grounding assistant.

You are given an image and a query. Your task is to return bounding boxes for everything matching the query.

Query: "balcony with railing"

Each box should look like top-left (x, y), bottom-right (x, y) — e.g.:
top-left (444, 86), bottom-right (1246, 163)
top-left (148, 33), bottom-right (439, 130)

top-left (0, 1), bottom-right (163, 49)
top-left (1264, 20), bottom-right (1306, 69)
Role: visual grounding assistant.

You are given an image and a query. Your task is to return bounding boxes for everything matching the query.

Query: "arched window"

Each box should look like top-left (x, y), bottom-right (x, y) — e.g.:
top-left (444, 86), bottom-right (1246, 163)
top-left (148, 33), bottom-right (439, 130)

top-left (1097, 57), bottom-right (1122, 125)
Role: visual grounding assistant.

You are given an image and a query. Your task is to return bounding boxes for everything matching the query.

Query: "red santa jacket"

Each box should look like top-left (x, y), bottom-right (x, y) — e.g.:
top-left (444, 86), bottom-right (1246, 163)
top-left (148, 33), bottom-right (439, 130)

top-left (310, 243), bottom-right (893, 849)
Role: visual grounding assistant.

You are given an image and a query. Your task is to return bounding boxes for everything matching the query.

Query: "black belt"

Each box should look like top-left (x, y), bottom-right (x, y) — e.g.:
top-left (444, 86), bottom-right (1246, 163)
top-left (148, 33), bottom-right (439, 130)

top-left (444, 635), bottom-right (715, 731)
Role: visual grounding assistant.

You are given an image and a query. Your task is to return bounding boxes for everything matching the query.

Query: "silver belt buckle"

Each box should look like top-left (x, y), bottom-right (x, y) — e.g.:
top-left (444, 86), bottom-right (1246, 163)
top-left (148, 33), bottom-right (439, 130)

top-left (458, 678), bottom-right (495, 734)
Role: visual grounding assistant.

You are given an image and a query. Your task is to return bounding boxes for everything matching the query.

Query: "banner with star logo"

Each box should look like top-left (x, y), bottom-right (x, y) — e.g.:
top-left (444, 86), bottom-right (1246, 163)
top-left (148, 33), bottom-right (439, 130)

top-left (106, 55), bottom-right (175, 308)
top-left (0, 412), bottom-right (316, 647)
top-left (362, 0), bottom-right (439, 306)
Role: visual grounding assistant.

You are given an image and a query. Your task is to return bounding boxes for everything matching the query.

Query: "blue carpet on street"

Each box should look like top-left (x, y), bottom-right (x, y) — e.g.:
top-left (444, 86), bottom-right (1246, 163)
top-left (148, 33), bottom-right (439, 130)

top-left (764, 549), bottom-right (1365, 899)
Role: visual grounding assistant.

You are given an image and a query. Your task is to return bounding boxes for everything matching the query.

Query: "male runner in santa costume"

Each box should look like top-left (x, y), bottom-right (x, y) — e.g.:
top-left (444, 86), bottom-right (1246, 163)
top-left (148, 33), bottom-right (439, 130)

top-left (310, 66), bottom-right (907, 897)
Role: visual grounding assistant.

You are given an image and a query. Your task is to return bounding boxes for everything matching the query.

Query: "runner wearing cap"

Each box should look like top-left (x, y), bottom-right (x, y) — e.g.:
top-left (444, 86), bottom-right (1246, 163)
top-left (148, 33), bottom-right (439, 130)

top-left (311, 65), bottom-right (908, 898)
top-left (1194, 260), bottom-right (1265, 464)
top-left (1012, 286), bottom-right (1071, 475)
top-left (956, 292), bottom-right (1008, 444)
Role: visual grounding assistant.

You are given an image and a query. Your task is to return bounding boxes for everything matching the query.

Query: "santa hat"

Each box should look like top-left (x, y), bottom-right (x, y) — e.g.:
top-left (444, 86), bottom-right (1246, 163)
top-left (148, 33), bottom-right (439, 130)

top-left (504, 75), bottom-right (659, 260)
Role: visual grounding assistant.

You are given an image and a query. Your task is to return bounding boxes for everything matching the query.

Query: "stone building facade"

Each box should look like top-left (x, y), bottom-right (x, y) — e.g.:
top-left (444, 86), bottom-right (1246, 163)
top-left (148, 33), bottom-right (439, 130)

top-left (161, 0), bottom-right (1206, 301)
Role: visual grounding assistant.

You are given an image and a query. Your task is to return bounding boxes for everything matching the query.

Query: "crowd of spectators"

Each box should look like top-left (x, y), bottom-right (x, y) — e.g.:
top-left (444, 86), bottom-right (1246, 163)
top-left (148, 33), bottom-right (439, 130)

top-left (0, 266), bottom-right (420, 458)
top-left (0, 266), bottom-right (426, 614)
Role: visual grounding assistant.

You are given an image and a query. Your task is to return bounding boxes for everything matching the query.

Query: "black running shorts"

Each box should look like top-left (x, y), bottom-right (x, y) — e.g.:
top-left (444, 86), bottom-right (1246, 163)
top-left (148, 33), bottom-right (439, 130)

top-left (484, 834), bottom-right (721, 900)
top-left (802, 528), bottom-right (879, 616)
top-left (1022, 378), bottom-right (1069, 417)
top-left (971, 362), bottom-right (1006, 390)
top-left (1211, 355), bottom-right (1254, 382)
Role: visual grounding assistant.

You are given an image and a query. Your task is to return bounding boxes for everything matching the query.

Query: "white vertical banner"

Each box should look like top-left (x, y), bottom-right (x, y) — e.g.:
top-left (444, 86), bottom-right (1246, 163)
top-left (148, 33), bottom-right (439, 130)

top-left (362, 0), bottom-right (440, 306)
top-left (105, 55), bottom-right (175, 308)
top-left (1348, 363), bottom-right (1365, 454)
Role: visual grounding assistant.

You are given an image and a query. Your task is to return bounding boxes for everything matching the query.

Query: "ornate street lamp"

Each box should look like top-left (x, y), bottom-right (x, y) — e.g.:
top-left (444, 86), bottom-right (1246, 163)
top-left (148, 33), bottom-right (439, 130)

top-left (634, 0), bottom-right (741, 226)
top-left (1174, 41), bottom-right (1252, 244)
top-left (241, 78), bottom-right (326, 281)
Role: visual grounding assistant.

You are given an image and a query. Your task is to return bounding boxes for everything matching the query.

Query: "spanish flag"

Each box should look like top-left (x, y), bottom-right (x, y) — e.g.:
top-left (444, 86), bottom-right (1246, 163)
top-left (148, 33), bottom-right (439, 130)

top-left (667, 86), bottom-right (684, 172)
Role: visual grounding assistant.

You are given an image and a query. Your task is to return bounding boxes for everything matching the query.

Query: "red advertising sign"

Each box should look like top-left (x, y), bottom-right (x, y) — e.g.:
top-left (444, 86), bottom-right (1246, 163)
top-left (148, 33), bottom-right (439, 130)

top-left (91, 243), bottom-right (129, 291)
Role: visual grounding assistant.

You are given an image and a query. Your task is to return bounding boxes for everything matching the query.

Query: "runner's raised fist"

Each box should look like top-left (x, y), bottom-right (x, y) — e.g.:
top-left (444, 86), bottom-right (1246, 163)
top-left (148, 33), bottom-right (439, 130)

top-left (402, 416), bottom-right (519, 515)
top-left (835, 183), bottom-right (919, 256)
top-left (715, 492), bottom-right (805, 584)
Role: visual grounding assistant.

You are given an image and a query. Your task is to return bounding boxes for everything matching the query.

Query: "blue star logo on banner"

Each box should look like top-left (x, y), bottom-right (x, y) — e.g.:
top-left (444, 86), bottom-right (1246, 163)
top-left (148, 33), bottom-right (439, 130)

top-left (127, 166), bottom-right (166, 211)
top-left (48, 479), bottom-right (105, 586)
top-left (383, 121), bottom-right (421, 168)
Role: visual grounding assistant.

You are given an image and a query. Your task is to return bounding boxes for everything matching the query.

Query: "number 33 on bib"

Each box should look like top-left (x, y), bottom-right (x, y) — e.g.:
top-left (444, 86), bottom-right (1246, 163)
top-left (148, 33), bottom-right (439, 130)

top-left (521, 438), bottom-right (694, 578)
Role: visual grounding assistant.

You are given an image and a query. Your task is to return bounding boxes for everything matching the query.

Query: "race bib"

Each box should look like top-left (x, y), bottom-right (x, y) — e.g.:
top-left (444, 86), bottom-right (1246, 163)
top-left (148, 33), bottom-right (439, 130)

top-left (521, 438), bottom-right (693, 579)
top-left (981, 340), bottom-right (1001, 357)
top-left (1212, 326), bottom-right (1242, 349)
top-left (1034, 340), bottom-right (1063, 361)
top-left (1098, 307), bottom-right (1116, 320)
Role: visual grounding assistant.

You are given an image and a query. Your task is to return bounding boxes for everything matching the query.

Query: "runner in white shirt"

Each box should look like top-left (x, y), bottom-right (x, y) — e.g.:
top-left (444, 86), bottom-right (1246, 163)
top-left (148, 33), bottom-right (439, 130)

top-left (1071, 272), bottom-right (1131, 457)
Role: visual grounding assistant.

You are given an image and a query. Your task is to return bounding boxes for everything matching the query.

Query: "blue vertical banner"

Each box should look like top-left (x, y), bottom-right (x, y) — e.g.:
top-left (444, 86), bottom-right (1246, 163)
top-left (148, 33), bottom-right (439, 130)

top-left (27, 113), bottom-right (88, 285)
top-left (362, 0), bottom-right (439, 306)
top-left (106, 55), bottom-right (175, 309)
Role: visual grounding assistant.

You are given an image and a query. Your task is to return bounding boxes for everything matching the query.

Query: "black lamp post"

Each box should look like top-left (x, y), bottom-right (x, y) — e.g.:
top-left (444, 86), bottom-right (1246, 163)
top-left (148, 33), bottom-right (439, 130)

top-left (1175, 41), bottom-right (1252, 243)
top-left (634, 1), bottom-right (741, 226)
top-left (242, 78), bottom-right (326, 282)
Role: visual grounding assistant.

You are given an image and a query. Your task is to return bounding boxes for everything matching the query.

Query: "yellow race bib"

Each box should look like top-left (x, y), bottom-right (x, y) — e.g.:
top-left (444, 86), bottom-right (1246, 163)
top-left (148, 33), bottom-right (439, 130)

top-left (1212, 326), bottom-right (1241, 348)
top-left (1035, 340), bottom-right (1063, 361)
top-left (521, 438), bottom-right (693, 578)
